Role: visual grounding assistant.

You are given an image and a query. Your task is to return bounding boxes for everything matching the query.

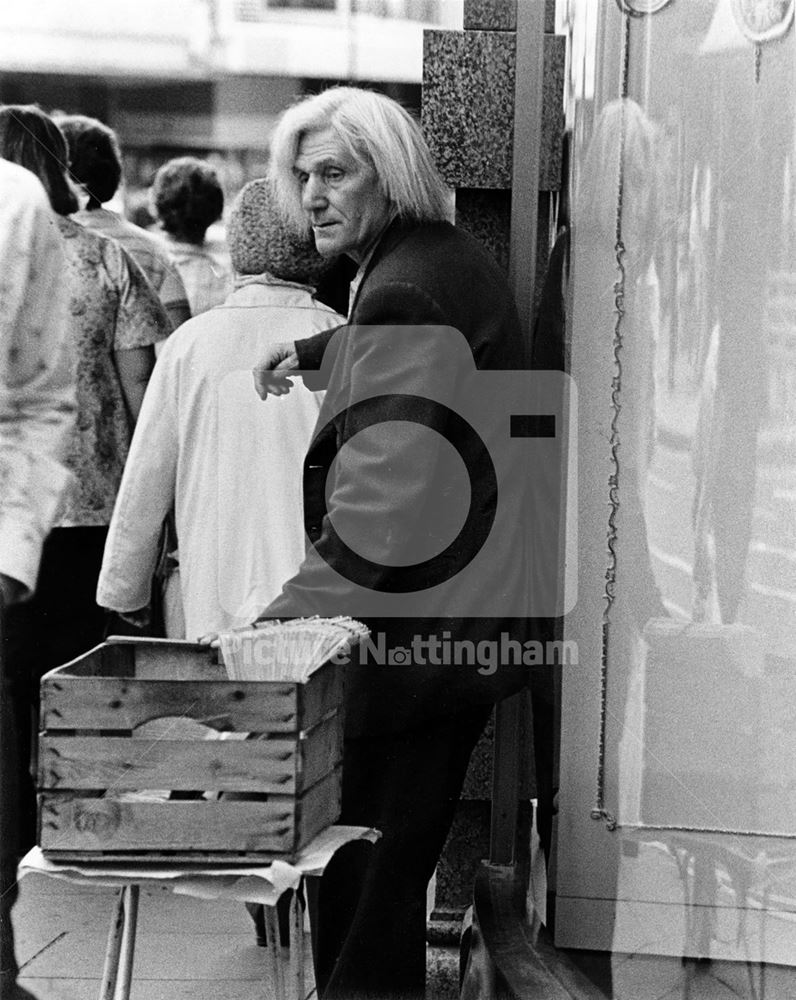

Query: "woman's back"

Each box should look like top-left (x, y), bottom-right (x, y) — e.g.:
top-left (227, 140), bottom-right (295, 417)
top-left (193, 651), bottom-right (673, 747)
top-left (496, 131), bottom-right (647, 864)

top-left (55, 216), bottom-right (169, 525)
top-left (154, 229), bottom-right (233, 317)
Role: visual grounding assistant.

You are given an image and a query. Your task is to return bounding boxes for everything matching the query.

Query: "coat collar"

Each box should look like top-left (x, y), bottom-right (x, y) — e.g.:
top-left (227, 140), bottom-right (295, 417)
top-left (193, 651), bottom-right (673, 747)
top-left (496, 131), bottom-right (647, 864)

top-left (347, 217), bottom-right (418, 318)
top-left (233, 271), bottom-right (315, 294)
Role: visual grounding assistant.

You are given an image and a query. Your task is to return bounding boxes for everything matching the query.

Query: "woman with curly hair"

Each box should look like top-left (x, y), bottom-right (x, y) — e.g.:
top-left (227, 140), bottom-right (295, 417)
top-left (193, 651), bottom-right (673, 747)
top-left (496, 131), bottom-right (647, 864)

top-left (150, 155), bottom-right (233, 315)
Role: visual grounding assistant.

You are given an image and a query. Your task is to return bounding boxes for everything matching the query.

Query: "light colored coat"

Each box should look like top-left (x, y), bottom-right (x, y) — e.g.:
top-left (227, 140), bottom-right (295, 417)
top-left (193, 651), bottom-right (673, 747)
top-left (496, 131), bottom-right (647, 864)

top-left (97, 274), bottom-right (343, 637)
top-left (0, 161), bottom-right (76, 595)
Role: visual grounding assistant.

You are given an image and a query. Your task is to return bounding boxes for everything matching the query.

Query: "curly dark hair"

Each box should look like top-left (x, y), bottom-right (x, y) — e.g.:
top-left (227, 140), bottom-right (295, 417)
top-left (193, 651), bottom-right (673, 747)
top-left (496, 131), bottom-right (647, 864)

top-left (0, 104), bottom-right (78, 215)
top-left (56, 114), bottom-right (122, 208)
top-left (151, 156), bottom-right (224, 244)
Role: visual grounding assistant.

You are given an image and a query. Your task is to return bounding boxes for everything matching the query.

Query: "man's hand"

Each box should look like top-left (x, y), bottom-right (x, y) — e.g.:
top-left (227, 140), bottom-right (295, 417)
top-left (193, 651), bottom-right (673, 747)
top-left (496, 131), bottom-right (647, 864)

top-left (0, 573), bottom-right (25, 607)
top-left (253, 342), bottom-right (300, 400)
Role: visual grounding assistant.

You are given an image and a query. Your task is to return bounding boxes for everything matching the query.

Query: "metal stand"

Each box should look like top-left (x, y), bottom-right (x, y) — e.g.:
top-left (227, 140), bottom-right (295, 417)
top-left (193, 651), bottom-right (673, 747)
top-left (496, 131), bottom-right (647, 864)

top-left (95, 880), bottom-right (307, 1000)
top-left (99, 884), bottom-right (139, 1000)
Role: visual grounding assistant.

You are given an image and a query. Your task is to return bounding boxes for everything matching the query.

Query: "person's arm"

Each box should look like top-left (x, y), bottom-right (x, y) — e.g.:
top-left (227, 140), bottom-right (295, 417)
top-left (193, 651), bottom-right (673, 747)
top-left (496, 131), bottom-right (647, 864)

top-left (0, 170), bottom-right (76, 599)
top-left (158, 263), bottom-right (192, 333)
top-left (165, 299), bottom-right (192, 333)
top-left (114, 344), bottom-right (156, 424)
top-left (253, 324), bottom-right (344, 399)
top-left (260, 282), bottom-right (463, 622)
top-left (252, 342), bottom-right (301, 399)
top-left (105, 241), bottom-right (171, 417)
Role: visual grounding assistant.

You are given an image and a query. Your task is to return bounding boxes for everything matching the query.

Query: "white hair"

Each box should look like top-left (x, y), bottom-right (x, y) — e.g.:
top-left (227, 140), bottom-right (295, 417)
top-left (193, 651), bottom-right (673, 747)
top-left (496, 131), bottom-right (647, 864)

top-left (268, 86), bottom-right (451, 232)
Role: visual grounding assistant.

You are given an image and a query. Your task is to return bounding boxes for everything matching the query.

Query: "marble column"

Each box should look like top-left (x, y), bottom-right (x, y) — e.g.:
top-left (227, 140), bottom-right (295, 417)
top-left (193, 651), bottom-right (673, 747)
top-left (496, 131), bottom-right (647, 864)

top-left (419, 0), bottom-right (565, 963)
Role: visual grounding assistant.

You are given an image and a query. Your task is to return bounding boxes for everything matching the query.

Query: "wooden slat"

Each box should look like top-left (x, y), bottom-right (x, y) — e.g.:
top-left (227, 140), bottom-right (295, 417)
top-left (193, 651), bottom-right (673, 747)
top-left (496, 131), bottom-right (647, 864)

top-left (41, 645), bottom-right (344, 732)
top-left (119, 639), bottom-right (220, 681)
top-left (40, 644), bottom-right (121, 681)
top-left (40, 677), bottom-right (301, 732)
top-left (41, 639), bottom-right (210, 682)
top-left (39, 735), bottom-right (297, 794)
top-left (43, 641), bottom-right (223, 684)
top-left (39, 714), bottom-right (342, 794)
top-left (36, 849), bottom-right (305, 865)
top-left (38, 768), bottom-right (342, 858)
top-left (40, 796), bottom-right (294, 853)
top-left (297, 660), bottom-right (345, 731)
top-left (300, 714), bottom-right (344, 792)
top-left (295, 765), bottom-right (342, 852)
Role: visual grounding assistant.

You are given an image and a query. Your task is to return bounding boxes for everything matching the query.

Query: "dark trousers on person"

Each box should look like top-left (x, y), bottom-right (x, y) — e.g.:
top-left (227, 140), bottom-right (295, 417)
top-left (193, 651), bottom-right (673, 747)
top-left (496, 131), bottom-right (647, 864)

top-left (1, 527), bottom-right (109, 993)
top-left (310, 704), bottom-right (492, 1000)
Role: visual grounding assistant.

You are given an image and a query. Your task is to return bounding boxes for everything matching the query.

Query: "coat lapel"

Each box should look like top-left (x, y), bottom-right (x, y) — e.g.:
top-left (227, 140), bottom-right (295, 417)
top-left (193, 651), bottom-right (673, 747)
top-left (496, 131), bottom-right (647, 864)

top-left (347, 218), bottom-right (413, 319)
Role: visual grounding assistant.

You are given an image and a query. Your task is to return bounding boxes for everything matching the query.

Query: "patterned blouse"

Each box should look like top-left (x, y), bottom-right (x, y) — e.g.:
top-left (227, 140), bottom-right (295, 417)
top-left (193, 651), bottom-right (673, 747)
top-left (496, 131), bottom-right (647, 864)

top-left (56, 216), bottom-right (170, 527)
top-left (73, 208), bottom-right (191, 333)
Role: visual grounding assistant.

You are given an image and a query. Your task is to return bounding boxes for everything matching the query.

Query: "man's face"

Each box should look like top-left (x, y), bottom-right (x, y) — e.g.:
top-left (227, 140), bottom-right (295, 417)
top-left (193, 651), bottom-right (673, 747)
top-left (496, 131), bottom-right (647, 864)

top-left (294, 126), bottom-right (393, 264)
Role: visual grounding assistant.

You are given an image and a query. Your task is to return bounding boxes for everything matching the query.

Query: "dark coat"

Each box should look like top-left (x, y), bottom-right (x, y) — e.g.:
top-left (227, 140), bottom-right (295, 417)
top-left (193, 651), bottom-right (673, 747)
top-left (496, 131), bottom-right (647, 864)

top-left (264, 219), bottom-right (532, 735)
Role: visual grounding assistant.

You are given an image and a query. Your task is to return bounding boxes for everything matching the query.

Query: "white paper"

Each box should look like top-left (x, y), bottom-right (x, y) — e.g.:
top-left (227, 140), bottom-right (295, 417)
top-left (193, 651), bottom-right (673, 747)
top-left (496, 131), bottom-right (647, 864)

top-left (19, 825), bottom-right (380, 908)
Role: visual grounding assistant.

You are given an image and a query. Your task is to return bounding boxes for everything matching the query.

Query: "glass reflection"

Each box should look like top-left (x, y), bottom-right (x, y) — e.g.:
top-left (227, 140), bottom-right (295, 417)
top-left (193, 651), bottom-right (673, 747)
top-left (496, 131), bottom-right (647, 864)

top-left (559, 0), bottom-right (796, 993)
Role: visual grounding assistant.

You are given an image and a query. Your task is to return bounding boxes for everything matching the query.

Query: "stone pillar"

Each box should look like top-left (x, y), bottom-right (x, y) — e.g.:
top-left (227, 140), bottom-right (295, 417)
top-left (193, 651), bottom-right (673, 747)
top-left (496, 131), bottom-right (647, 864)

top-left (423, 0), bottom-right (564, 299)
top-left (419, 0), bottom-right (565, 979)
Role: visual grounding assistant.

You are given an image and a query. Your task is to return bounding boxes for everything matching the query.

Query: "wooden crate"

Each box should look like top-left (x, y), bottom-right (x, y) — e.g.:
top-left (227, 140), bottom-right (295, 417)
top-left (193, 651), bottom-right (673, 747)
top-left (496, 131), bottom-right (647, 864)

top-left (37, 638), bottom-right (344, 862)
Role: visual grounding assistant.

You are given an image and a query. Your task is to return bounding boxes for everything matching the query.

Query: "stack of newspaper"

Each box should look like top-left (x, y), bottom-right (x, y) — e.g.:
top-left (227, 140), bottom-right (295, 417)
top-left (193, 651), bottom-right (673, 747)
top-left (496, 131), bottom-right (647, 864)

top-left (217, 615), bottom-right (370, 682)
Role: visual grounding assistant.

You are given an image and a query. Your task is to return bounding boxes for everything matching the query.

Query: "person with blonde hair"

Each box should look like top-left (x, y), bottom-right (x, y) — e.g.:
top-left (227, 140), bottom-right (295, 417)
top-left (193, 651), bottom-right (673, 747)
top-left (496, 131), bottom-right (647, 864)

top-left (245, 86), bottom-right (530, 1000)
top-left (268, 85), bottom-right (451, 233)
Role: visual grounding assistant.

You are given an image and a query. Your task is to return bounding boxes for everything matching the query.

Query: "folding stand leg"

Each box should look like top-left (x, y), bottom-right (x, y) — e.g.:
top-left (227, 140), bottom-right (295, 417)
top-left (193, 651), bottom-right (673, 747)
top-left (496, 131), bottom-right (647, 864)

top-left (99, 885), bottom-right (139, 1000)
top-left (263, 902), bottom-right (285, 999)
top-left (288, 887), bottom-right (305, 1000)
top-left (117, 885), bottom-right (139, 1000)
top-left (99, 888), bottom-right (125, 1000)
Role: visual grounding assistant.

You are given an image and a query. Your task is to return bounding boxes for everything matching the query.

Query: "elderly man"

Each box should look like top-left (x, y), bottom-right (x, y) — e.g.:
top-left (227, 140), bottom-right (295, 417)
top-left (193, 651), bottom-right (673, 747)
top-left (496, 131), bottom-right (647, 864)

top-left (249, 87), bottom-right (532, 1000)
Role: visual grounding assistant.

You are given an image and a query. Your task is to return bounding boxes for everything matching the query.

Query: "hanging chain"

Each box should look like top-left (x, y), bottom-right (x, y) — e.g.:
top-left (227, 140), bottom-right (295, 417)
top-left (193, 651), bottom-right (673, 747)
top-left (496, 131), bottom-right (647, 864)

top-left (591, 11), bottom-right (632, 833)
top-left (755, 42), bottom-right (762, 84)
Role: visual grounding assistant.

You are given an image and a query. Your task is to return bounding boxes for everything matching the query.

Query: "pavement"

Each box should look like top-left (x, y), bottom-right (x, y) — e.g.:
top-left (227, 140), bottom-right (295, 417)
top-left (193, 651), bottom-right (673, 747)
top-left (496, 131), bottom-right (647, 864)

top-left (13, 871), bottom-right (315, 999)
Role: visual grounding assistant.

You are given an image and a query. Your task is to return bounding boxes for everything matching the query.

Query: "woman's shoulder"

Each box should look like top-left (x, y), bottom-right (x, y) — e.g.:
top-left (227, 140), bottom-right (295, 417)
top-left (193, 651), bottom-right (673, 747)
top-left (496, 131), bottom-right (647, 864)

top-left (58, 214), bottom-right (110, 270)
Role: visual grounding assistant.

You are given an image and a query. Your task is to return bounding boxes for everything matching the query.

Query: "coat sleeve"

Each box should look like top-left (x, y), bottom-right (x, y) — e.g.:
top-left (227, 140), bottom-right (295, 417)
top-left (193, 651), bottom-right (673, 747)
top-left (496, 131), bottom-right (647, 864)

top-left (96, 343), bottom-right (179, 613)
top-left (295, 324), bottom-right (342, 391)
top-left (0, 183), bottom-right (76, 595)
top-left (262, 281), bottom-right (468, 620)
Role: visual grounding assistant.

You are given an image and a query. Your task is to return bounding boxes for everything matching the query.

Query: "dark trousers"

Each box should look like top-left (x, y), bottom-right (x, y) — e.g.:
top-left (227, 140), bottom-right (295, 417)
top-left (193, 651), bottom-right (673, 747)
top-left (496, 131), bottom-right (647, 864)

top-left (1, 527), bottom-right (109, 987)
top-left (311, 705), bottom-right (491, 1000)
